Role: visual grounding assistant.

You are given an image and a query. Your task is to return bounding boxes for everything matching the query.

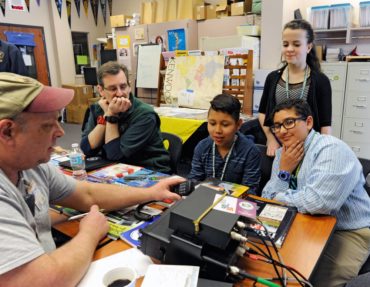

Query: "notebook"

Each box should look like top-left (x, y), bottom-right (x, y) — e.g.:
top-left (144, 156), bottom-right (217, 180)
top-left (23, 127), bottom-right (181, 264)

top-left (58, 156), bottom-right (114, 172)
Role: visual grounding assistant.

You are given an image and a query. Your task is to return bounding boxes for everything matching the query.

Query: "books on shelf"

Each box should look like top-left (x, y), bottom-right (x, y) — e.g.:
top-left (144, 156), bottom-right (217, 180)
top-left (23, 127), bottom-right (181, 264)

top-left (243, 196), bottom-right (297, 248)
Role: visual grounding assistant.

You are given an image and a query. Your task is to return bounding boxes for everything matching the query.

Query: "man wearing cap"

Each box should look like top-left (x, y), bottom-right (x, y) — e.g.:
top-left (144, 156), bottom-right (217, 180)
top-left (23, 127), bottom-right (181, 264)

top-left (80, 61), bottom-right (171, 173)
top-left (0, 73), bottom-right (183, 286)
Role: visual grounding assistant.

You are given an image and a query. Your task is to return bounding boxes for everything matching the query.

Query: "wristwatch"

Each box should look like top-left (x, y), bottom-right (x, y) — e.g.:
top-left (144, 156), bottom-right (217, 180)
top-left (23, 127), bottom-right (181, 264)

top-left (104, 116), bottom-right (119, 124)
top-left (97, 115), bottom-right (106, 125)
top-left (278, 170), bottom-right (291, 182)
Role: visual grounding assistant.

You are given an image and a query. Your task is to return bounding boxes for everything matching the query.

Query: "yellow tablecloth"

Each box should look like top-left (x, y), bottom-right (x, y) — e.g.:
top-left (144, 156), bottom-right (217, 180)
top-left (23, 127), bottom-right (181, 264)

top-left (159, 116), bottom-right (206, 143)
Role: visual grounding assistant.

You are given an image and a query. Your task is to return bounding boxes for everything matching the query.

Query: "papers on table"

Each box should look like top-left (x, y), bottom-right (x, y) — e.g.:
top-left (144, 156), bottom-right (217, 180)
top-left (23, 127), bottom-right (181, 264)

top-left (141, 265), bottom-right (199, 287)
top-left (154, 106), bottom-right (208, 120)
top-left (78, 248), bottom-right (153, 287)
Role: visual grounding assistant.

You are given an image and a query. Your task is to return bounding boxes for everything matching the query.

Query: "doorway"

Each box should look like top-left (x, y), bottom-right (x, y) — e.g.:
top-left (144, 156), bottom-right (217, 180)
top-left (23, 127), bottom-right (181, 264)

top-left (0, 24), bottom-right (50, 85)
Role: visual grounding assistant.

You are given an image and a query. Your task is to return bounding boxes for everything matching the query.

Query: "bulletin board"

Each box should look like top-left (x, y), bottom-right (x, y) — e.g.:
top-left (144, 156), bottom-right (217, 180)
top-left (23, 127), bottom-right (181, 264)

top-left (136, 44), bottom-right (162, 88)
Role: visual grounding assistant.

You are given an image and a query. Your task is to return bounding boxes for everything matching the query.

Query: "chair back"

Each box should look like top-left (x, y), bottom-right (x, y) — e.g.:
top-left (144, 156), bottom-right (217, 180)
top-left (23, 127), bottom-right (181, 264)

top-left (161, 132), bottom-right (183, 174)
top-left (240, 118), bottom-right (267, 145)
top-left (255, 144), bottom-right (274, 196)
top-left (359, 157), bottom-right (370, 196)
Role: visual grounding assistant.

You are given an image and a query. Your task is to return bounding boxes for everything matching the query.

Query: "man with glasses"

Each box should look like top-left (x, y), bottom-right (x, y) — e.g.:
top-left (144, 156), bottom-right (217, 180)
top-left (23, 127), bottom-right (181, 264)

top-left (262, 99), bottom-right (370, 287)
top-left (81, 61), bottom-right (171, 173)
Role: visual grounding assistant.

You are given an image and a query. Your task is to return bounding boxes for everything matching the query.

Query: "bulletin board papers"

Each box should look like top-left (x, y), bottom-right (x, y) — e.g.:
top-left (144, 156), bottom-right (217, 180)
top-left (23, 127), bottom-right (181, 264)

top-left (167, 28), bottom-right (186, 51)
top-left (136, 44), bottom-right (162, 88)
top-left (164, 55), bottom-right (225, 109)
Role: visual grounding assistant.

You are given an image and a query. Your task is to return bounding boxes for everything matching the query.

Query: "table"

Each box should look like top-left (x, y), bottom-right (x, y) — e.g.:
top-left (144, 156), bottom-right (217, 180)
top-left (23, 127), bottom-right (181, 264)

top-left (53, 206), bottom-right (336, 286)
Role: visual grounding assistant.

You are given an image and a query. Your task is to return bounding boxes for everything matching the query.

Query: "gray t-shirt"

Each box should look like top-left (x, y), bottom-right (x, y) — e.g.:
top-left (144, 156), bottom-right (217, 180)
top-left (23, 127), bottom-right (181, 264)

top-left (0, 163), bottom-right (76, 275)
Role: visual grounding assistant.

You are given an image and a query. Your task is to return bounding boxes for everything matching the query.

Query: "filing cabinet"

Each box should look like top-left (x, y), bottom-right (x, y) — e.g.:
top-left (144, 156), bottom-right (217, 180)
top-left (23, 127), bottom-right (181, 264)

top-left (321, 62), bottom-right (347, 138)
top-left (342, 62), bottom-right (370, 159)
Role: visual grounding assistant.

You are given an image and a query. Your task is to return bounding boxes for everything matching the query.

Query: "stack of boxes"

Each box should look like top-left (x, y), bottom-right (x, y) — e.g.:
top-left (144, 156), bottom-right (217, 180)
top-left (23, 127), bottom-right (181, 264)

top-left (62, 84), bottom-right (94, 124)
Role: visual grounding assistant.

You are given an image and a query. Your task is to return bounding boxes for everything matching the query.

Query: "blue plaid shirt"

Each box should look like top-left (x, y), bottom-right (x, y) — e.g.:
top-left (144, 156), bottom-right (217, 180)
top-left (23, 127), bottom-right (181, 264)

top-left (188, 132), bottom-right (261, 194)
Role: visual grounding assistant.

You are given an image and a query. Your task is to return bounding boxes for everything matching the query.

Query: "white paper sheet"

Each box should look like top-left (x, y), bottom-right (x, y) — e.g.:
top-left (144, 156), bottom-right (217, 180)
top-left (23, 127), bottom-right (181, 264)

top-left (78, 248), bottom-right (153, 287)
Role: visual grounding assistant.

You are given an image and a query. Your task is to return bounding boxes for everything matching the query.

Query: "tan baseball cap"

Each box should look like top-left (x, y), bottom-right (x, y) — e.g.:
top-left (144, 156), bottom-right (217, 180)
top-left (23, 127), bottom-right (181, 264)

top-left (0, 72), bottom-right (74, 120)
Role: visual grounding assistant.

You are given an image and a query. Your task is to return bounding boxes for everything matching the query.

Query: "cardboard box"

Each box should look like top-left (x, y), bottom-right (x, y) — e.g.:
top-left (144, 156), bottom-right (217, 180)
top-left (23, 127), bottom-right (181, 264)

top-left (62, 84), bottom-right (93, 107)
top-left (141, 2), bottom-right (156, 24)
top-left (177, 0), bottom-right (204, 20)
top-left (110, 14), bottom-right (133, 28)
top-left (206, 5), bottom-right (217, 19)
top-left (245, 14), bottom-right (261, 25)
top-left (231, 2), bottom-right (245, 16)
top-left (195, 5), bottom-right (206, 20)
top-left (216, 4), bottom-right (229, 18)
top-left (66, 105), bottom-right (89, 124)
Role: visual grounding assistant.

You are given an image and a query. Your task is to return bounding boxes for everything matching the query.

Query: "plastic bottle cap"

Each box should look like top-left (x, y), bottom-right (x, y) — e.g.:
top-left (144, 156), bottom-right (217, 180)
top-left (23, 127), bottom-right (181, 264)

top-left (128, 168), bottom-right (134, 174)
top-left (116, 173), bottom-right (123, 178)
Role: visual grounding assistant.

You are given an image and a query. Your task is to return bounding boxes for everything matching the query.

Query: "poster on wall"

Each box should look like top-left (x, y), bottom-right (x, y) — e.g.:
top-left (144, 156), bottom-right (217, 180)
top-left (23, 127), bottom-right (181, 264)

top-left (55, 0), bottom-right (62, 17)
top-left (90, 0), bottom-right (98, 25)
top-left (83, 0), bottom-right (88, 17)
top-left (116, 35), bottom-right (131, 70)
top-left (100, 0), bottom-right (106, 24)
top-left (167, 29), bottom-right (186, 51)
top-left (67, 0), bottom-right (72, 28)
top-left (8, 0), bottom-right (27, 11)
top-left (0, 0), bottom-right (5, 16)
top-left (74, 0), bottom-right (81, 17)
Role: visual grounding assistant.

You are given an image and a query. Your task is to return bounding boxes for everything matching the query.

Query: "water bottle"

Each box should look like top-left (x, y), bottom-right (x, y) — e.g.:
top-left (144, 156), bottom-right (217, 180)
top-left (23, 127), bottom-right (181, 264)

top-left (70, 143), bottom-right (87, 181)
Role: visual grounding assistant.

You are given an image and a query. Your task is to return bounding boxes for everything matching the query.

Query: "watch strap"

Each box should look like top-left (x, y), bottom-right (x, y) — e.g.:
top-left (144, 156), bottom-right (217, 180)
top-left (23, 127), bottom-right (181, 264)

top-left (104, 115), bottom-right (119, 123)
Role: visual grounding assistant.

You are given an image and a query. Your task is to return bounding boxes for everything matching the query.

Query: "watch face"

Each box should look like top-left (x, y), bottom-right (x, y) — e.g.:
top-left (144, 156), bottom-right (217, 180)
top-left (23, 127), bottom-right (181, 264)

top-left (278, 170), bottom-right (291, 182)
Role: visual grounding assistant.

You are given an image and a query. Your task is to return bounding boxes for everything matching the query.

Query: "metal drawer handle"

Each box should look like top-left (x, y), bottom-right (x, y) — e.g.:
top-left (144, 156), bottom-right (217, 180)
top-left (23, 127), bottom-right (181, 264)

top-left (351, 146), bottom-right (361, 152)
top-left (350, 130), bottom-right (363, 134)
top-left (352, 105), bottom-right (367, 108)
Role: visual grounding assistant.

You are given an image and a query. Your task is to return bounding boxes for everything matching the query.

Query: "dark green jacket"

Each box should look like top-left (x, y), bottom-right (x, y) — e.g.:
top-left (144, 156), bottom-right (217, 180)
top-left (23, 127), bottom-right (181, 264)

top-left (81, 94), bottom-right (171, 173)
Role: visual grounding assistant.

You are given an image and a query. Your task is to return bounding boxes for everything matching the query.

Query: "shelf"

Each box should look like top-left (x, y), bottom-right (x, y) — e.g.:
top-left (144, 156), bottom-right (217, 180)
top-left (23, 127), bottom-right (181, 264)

top-left (315, 27), bottom-right (370, 44)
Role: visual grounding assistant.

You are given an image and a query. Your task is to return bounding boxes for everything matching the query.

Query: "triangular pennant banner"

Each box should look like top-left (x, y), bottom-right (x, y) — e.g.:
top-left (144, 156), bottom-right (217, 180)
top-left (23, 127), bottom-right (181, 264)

top-left (25, 0), bottom-right (30, 11)
top-left (90, 0), bottom-right (98, 26)
top-left (55, 0), bottom-right (62, 18)
top-left (100, 0), bottom-right (106, 25)
top-left (83, 0), bottom-right (88, 17)
top-left (107, 0), bottom-right (112, 16)
top-left (74, 0), bottom-right (81, 17)
top-left (0, 0), bottom-right (5, 16)
top-left (66, 0), bottom-right (72, 28)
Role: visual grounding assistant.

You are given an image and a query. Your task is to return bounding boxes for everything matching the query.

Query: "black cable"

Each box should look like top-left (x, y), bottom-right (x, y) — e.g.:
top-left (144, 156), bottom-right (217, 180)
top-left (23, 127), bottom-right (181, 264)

top-left (244, 228), bottom-right (285, 287)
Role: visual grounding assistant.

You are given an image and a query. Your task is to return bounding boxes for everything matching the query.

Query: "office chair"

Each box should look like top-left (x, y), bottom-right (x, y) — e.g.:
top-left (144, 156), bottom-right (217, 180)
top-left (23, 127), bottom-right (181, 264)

top-left (359, 158), bottom-right (370, 196)
top-left (240, 118), bottom-right (267, 145)
top-left (346, 272), bottom-right (370, 286)
top-left (161, 132), bottom-right (183, 174)
top-left (255, 144), bottom-right (274, 196)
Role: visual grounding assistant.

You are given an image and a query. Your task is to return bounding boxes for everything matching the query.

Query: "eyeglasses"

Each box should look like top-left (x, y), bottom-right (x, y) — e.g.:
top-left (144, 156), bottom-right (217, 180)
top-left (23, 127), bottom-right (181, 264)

top-left (270, 117), bottom-right (306, 133)
top-left (103, 83), bottom-right (129, 94)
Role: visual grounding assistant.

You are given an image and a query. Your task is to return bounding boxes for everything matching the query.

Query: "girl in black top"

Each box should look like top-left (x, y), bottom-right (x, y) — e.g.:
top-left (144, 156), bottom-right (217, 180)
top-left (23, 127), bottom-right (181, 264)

top-left (258, 19), bottom-right (332, 156)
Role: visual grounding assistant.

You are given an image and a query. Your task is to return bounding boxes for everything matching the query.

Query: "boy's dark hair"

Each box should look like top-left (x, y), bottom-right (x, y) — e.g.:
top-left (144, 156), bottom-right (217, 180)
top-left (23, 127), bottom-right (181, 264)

top-left (97, 61), bottom-right (130, 86)
top-left (209, 93), bottom-right (241, 122)
top-left (283, 19), bottom-right (321, 72)
top-left (271, 99), bottom-right (313, 121)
